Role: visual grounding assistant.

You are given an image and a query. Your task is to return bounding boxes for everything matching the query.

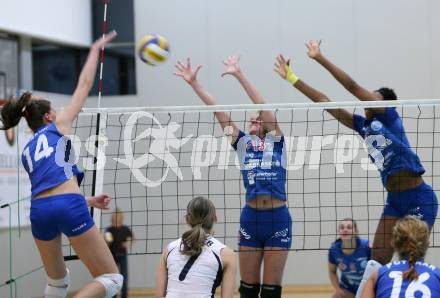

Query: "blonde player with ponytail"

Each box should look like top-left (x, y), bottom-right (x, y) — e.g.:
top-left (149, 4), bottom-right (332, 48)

top-left (361, 216), bottom-right (440, 297)
top-left (175, 57), bottom-right (292, 298)
top-left (155, 197), bottom-right (237, 298)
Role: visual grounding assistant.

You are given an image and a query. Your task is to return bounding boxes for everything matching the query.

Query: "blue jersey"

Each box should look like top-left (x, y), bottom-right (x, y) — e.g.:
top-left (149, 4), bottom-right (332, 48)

top-left (376, 260), bottom-right (440, 298)
top-left (353, 107), bottom-right (425, 187)
top-left (328, 238), bottom-right (371, 292)
top-left (232, 130), bottom-right (286, 202)
top-left (21, 123), bottom-right (84, 198)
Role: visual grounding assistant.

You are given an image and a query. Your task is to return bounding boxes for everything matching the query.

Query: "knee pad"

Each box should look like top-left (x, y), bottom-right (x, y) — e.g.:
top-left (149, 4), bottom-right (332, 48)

top-left (260, 284), bottom-right (282, 298)
top-left (44, 268), bottom-right (70, 298)
top-left (239, 280), bottom-right (260, 298)
top-left (94, 273), bottom-right (123, 298)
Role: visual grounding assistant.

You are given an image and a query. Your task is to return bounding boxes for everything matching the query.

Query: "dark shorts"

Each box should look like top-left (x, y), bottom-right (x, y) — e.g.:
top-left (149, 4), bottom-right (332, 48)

top-left (339, 279), bottom-right (358, 295)
top-left (239, 204), bottom-right (292, 249)
top-left (383, 182), bottom-right (438, 228)
top-left (30, 193), bottom-right (95, 241)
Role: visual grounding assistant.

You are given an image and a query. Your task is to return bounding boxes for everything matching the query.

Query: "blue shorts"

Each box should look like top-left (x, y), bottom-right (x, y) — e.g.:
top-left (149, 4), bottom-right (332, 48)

top-left (239, 205), bottom-right (292, 249)
top-left (383, 182), bottom-right (438, 228)
top-left (30, 193), bottom-right (95, 241)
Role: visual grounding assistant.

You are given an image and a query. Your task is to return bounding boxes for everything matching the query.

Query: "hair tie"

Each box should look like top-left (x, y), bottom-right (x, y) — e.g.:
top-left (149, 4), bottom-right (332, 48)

top-left (21, 105), bottom-right (29, 118)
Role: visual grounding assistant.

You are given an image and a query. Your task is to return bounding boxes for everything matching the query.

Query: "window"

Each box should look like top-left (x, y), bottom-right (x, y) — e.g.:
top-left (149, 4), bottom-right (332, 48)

top-left (0, 34), bottom-right (19, 98)
top-left (32, 0), bottom-right (136, 96)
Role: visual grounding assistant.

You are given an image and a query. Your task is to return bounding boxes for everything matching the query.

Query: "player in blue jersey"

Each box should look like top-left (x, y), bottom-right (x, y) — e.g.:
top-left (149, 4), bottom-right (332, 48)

top-left (328, 218), bottom-right (371, 298)
top-left (175, 56), bottom-right (291, 298)
top-left (362, 216), bottom-right (440, 298)
top-left (274, 41), bottom-right (438, 266)
top-left (0, 32), bottom-right (123, 298)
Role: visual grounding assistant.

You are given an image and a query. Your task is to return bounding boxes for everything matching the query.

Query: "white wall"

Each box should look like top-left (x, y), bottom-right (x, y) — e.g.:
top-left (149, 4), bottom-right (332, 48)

top-left (134, 0), bottom-right (439, 108)
top-left (0, 0), bottom-right (92, 46)
top-left (129, 0), bottom-right (440, 289)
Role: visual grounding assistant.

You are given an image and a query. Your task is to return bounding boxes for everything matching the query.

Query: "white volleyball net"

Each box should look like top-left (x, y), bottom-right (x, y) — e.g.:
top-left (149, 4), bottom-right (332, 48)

top-left (71, 100), bottom-right (440, 256)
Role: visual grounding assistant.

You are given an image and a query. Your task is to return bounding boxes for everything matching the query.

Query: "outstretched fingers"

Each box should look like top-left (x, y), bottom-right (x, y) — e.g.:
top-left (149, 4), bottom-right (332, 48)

top-left (194, 64), bottom-right (202, 75)
top-left (173, 59), bottom-right (202, 83)
top-left (93, 30), bottom-right (117, 49)
top-left (305, 42), bottom-right (312, 51)
top-left (103, 30), bottom-right (118, 43)
top-left (173, 71), bottom-right (184, 78)
top-left (306, 39), bottom-right (322, 48)
top-left (273, 63), bottom-right (284, 77)
top-left (173, 61), bottom-right (187, 77)
top-left (178, 60), bottom-right (189, 69)
top-left (223, 55), bottom-right (240, 65)
top-left (273, 57), bottom-right (286, 78)
top-left (187, 57), bottom-right (192, 69)
top-left (233, 55), bottom-right (240, 63)
top-left (276, 54), bottom-right (288, 66)
top-left (276, 54), bottom-right (289, 67)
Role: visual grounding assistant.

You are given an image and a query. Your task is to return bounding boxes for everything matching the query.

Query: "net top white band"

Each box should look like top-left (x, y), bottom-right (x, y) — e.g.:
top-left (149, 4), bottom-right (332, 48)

top-left (82, 98), bottom-right (440, 115)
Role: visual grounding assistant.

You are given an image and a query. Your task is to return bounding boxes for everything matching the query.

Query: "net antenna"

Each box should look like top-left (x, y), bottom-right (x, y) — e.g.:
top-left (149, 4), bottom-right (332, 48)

top-left (91, 0), bottom-right (110, 229)
top-left (97, 0), bottom-right (109, 110)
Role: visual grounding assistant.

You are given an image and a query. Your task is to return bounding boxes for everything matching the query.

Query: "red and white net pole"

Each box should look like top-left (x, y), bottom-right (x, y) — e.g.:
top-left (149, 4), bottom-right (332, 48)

top-left (97, 0), bottom-right (109, 109)
top-left (90, 0), bottom-right (110, 220)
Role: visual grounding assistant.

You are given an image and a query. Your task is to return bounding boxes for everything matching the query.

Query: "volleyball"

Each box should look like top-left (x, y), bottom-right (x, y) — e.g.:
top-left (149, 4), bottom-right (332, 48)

top-left (138, 34), bottom-right (170, 66)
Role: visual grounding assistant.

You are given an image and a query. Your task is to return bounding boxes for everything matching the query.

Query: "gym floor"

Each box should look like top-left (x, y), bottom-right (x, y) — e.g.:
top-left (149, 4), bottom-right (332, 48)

top-left (122, 286), bottom-right (334, 297)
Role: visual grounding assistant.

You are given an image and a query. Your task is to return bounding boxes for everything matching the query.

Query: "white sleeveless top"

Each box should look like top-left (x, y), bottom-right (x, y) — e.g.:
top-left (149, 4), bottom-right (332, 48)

top-left (165, 236), bottom-right (226, 298)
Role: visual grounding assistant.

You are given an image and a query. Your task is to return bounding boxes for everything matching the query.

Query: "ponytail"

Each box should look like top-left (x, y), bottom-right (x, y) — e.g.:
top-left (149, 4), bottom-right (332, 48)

top-left (0, 92), bottom-right (52, 133)
top-left (180, 196), bottom-right (216, 256)
top-left (181, 223), bottom-right (207, 256)
top-left (0, 92), bottom-right (31, 130)
top-left (391, 216), bottom-right (429, 282)
top-left (403, 250), bottom-right (418, 281)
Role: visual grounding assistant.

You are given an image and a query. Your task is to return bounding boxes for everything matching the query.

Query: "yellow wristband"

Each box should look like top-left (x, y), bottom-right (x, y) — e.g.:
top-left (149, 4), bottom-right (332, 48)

top-left (285, 64), bottom-right (299, 85)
